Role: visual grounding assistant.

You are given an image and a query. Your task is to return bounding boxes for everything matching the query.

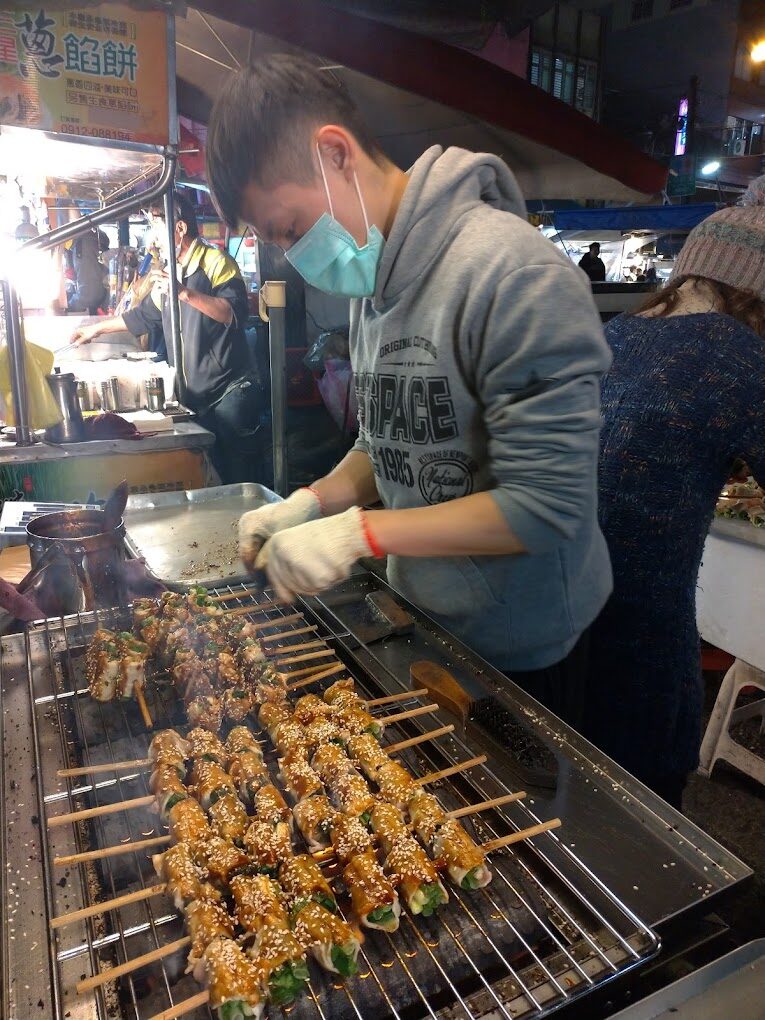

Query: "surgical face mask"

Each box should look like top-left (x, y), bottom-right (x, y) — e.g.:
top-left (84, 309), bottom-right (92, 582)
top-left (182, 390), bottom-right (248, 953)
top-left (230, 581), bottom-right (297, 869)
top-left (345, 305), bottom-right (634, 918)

top-left (285, 146), bottom-right (384, 298)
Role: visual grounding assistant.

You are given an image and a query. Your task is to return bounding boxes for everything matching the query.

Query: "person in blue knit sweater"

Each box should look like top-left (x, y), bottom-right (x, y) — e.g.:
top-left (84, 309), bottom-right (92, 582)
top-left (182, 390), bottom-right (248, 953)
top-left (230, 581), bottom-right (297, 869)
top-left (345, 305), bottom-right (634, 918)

top-left (585, 194), bottom-right (765, 809)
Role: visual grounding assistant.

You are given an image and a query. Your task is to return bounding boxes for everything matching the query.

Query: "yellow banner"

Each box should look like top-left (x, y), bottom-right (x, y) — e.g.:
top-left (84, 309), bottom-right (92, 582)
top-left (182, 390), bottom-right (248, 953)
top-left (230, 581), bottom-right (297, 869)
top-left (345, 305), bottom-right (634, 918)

top-left (0, 4), bottom-right (170, 145)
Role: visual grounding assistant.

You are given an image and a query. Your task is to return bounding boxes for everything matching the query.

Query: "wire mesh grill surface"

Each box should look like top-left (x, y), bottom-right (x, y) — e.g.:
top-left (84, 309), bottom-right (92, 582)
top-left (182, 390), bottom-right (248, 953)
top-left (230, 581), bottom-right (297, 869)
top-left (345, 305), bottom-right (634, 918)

top-left (31, 585), bottom-right (659, 1020)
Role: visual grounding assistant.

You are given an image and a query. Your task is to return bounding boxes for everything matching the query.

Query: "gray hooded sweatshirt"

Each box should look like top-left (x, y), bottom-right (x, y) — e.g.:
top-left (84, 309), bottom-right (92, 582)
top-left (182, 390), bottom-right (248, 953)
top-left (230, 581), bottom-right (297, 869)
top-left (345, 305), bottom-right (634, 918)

top-left (351, 145), bottom-right (612, 671)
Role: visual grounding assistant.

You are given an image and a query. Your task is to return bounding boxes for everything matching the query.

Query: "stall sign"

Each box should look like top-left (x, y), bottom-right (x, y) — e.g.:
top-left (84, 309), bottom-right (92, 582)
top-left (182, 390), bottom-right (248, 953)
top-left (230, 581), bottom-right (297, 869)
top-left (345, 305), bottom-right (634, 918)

top-left (0, 4), bottom-right (170, 145)
top-left (667, 154), bottom-right (697, 198)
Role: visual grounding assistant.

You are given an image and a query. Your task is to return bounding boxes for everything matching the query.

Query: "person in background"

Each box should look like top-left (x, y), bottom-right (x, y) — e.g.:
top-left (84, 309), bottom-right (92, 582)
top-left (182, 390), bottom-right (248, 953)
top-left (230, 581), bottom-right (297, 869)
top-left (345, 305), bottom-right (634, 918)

top-left (70, 190), bottom-right (262, 484)
top-left (68, 228), bottom-right (109, 314)
top-left (205, 54), bottom-right (613, 724)
top-left (585, 193), bottom-right (765, 809)
top-left (14, 205), bottom-right (38, 242)
top-left (578, 242), bottom-right (606, 283)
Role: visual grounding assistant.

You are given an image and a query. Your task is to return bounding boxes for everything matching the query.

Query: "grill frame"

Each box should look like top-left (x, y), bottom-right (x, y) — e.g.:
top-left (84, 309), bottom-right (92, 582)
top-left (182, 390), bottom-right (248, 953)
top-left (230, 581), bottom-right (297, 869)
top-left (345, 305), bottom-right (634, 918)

top-left (26, 584), bottom-right (659, 1020)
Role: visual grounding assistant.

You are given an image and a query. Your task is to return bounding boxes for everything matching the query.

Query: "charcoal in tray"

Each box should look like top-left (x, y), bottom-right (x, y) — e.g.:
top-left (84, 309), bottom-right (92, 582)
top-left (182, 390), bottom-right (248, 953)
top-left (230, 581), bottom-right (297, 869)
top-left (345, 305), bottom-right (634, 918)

top-left (471, 698), bottom-right (559, 790)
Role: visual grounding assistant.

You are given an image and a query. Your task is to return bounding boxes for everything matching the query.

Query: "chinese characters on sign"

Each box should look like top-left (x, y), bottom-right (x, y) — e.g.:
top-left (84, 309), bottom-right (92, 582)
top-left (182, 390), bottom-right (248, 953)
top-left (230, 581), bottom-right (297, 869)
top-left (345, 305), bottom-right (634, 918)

top-left (62, 33), bottom-right (138, 82)
top-left (15, 10), bottom-right (63, 79)
top-left (0, 4), bottom-right (169, 145)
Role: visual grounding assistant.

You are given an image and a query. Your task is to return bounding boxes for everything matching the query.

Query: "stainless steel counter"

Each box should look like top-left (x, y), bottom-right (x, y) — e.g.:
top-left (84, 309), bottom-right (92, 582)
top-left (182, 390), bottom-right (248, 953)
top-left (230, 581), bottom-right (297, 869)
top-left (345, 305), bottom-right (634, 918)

top-left (0, 422), bottom-right (214, 465)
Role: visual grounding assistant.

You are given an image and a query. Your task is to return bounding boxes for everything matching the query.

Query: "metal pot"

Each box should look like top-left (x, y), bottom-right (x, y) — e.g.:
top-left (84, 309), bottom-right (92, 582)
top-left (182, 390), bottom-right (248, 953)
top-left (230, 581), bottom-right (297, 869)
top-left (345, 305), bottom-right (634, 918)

top-left (26, 509), bottom-right (127, 612)
top-left (45, 370), bottom-right (84, 443)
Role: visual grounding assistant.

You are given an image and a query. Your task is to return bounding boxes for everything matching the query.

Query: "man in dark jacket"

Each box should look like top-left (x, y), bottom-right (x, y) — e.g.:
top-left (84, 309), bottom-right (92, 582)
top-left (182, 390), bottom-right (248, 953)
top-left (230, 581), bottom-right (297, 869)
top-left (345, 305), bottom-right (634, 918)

top-left (578, 242), bottom-right (606, 282)
top-left (71, 191), bottom-right (263, 483)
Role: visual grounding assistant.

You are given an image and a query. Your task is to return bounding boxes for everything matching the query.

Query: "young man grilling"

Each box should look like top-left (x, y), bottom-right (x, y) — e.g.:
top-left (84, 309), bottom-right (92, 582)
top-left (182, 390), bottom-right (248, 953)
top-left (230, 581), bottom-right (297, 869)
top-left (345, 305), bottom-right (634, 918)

top-left (206, 54), bottom-right (612, 726)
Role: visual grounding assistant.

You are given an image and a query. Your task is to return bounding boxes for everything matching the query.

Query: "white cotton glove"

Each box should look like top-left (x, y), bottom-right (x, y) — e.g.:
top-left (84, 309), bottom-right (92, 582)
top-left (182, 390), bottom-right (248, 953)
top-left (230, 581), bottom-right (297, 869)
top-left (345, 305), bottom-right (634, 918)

top-left (238, 488), bottom-right (322, 571)
top-left (254, 507), bottom-right (378, 602)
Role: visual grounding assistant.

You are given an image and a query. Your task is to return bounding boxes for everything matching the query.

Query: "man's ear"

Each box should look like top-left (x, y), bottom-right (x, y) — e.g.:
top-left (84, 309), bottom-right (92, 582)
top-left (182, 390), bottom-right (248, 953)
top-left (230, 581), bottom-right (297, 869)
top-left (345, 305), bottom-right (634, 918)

top-left (176, 219), bottom-right (188, 243)
top-left (316, 125), bottom-right (355, 181)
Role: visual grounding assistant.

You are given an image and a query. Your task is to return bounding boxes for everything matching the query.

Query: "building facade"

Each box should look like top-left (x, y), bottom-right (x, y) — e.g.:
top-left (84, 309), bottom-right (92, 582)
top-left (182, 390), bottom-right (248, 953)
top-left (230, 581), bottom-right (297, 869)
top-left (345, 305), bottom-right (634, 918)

top-left (587, 0), bottom-right (765, 181)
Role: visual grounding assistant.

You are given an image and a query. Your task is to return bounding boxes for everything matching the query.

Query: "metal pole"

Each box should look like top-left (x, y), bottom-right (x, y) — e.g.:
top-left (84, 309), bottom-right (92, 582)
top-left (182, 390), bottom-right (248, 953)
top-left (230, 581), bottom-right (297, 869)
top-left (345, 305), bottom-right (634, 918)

top-left (1, 279), bottom-right (34, 446)
top-left (259, 281), bottom-right (288, 496)
top-left (162, 189), bottom-right (187, 405)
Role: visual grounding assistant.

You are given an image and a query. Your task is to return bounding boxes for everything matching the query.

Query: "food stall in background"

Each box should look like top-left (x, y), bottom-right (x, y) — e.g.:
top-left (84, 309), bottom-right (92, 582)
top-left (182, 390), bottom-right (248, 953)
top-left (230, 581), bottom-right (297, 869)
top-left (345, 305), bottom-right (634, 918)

top-left (540, 203), bottom-right (719, 320)
top-left (0, 2), bottom-right (215, 503)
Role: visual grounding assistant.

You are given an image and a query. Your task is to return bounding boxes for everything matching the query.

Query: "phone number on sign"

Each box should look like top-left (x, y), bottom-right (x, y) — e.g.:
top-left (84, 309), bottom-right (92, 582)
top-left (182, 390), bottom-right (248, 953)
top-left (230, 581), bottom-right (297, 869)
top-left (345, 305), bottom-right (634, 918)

top-left (59, 123), bottom-right (134, 141)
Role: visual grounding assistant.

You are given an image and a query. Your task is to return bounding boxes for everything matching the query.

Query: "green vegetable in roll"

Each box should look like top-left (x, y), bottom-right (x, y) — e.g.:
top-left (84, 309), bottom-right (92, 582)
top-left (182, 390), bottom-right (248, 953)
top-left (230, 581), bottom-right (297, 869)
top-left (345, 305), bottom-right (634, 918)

top-left (330, 945), bottom-right (359, 977)
top-left (267, 960), bottom-right (309, 1006)
top-left (217, 1001), bottom-right (260, 1020)
top-left (367, 905), bottom-right (394, 926)
top-left (413, 881), bottom-right (449, 917)
top-left (162, 791), bottom-right (187, 814)
top-left (461, 867), bottom-right (483, 890)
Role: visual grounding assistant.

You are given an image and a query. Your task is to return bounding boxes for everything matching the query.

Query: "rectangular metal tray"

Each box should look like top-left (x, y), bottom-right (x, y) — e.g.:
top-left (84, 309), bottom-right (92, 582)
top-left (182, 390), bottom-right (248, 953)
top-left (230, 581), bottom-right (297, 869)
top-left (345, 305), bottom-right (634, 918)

top-left (611, 938), bottom-right (765, 1019)
top-left (123, 482), bottom-right (280, 589)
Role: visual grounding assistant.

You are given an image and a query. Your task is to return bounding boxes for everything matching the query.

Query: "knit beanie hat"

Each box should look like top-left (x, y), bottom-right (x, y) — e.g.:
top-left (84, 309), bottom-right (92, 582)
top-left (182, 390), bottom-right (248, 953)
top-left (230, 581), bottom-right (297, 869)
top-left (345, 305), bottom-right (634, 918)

top-left (671, 183), bottom-right (765, 300)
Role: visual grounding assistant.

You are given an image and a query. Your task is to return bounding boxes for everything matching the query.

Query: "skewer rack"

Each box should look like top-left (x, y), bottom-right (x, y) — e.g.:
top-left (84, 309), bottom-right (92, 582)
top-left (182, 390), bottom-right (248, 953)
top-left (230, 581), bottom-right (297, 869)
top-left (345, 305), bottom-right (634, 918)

top-left (0, 580), bottom-right (667, 1020)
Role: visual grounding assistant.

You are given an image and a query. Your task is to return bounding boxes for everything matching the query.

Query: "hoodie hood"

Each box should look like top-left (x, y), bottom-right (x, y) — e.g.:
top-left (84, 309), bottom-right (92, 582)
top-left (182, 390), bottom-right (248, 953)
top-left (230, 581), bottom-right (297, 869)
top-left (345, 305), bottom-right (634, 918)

top-left (374, 145), bottom-right (527, 306)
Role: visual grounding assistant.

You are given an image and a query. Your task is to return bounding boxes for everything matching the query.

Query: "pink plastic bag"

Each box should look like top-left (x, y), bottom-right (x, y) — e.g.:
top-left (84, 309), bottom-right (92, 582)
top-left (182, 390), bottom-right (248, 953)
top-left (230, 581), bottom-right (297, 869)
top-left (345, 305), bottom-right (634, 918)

top-left (317, 358), bottom-right (358, 434)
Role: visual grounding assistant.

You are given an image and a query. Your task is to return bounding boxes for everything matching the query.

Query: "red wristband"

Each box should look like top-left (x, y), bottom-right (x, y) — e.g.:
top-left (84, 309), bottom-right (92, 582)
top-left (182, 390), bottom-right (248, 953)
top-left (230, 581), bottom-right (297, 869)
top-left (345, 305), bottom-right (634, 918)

top-left (360, 509), bottom-right (385, 558)
top-left (304, 485), bottom-right (326, 516)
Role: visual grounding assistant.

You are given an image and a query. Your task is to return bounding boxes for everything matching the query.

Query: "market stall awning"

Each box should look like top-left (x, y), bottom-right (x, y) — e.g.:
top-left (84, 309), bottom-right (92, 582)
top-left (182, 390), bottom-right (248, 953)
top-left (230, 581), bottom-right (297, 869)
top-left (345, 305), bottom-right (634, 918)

top-left (178, 0), bottom-right (668, 203)
top-left (553, 204), bottom-right (718, 232)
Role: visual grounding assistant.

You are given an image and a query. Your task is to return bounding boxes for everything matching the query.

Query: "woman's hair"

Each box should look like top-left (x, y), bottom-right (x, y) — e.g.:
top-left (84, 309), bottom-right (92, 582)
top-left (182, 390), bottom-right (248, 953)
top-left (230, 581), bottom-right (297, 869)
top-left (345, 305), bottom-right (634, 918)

top-left (635, 275), bottom-right (765, 338)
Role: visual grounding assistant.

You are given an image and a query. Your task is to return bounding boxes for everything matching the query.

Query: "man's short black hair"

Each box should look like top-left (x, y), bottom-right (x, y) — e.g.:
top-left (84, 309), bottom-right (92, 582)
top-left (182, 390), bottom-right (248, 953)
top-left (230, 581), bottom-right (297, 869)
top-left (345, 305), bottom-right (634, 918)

top-left (206, 53), bottom-right (382, 229)
top-left (148, 189), bottom-right (200, 239)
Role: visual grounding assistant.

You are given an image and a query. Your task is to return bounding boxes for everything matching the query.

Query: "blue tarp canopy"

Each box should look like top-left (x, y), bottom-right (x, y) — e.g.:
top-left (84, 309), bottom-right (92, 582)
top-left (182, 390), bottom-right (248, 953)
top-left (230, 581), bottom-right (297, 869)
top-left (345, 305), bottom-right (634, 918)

top-left (553, 204), bottom-right (717, 232)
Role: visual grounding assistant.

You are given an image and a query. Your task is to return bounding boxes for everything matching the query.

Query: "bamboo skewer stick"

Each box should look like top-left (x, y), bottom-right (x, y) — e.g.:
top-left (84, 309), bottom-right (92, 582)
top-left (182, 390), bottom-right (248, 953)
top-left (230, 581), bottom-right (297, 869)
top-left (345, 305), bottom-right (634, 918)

top-left (150, 990), bottom-right (210, 1020)
top-left (211, 587), bottom-right (264, 603)
top-left (446, 792), bottom-right (526, 819)
top-left (414, 754), bottom-right (486, 784)
top-left (482, 818), bottom-right (562, 852)
top-left (49, 883), bottom-right (166, 930)
top-left (277, 648), bottom-right (337, 667)
top-left (58, 758), bottom-right (151, 778)
top-left (385, 724), bottom-right (455, 755)
top-left (245, 610), bottom-right (304, 630)
top-left (136, 687), bottom-right (153, 729)
top-left (260, 624), bottom-right (318, 643)
top-left (271, 639), bottom-right (328, 656)
top-left (223, 604), bottom-right (297, 622)
top-left (285, 661), bottom-right (347, 688)
top-left (54, 834), bottom-right (171, 867)
top-left (380, 702), bottom-right (439, 726)
top-left (47, 793), bottom-right (155, 829)
top-left (76, 936), bottom-right (191, 994)
top-left (364, 688), bottom-right (428, 708)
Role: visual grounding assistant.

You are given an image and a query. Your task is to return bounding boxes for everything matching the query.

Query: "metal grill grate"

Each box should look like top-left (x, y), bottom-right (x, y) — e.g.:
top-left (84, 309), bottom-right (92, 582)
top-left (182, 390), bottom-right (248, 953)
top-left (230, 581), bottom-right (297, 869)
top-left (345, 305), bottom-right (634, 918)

top-left (28, 584), bottom-right (659, 1020)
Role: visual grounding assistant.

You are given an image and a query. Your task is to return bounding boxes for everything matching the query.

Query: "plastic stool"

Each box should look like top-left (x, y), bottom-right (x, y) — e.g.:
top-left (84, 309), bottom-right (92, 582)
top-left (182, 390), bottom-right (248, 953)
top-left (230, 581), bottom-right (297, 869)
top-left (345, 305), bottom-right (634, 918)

top-left (698, 658), bottom-right (765, 787)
